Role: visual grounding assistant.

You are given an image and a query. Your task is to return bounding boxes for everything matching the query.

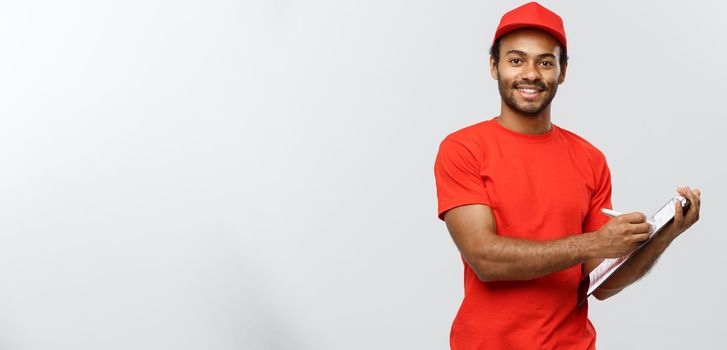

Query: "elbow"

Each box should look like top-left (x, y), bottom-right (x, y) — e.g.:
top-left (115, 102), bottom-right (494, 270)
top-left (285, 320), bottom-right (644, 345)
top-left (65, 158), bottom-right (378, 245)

top-left (592, 291), bottom-right (609, 301)
top-left (464, 251), bottom-right (527, 283)
top-left (471, 261), bottom-right (503, 283)
top-left (474, 270), bottom-right (497, 283)
top-left (592, 286), bottom-right (622, 301)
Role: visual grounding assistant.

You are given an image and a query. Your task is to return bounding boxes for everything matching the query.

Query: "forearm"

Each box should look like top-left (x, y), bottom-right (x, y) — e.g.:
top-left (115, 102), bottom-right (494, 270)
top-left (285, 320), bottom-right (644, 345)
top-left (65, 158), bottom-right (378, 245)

top-left (470, 232), bottom-right (598, 282)
top-left (593, 229), bottom-right (676, 299)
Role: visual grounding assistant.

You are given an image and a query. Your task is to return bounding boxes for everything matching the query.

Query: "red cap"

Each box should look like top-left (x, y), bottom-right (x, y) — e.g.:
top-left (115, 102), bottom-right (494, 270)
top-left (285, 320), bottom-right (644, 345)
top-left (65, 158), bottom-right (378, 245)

top-left (492, 2), bottom-right (567, 49)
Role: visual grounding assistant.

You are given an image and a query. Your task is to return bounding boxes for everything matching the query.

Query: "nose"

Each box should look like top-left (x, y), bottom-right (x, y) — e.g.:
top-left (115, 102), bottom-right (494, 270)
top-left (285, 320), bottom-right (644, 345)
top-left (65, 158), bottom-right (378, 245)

top-left (520, 61), bottom-right (541, 82)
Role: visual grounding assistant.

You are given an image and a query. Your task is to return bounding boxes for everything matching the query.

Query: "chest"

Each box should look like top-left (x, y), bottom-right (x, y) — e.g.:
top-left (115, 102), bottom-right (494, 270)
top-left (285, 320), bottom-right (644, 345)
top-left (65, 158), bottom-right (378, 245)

top-left (481, 142), bottom-right (594, 238)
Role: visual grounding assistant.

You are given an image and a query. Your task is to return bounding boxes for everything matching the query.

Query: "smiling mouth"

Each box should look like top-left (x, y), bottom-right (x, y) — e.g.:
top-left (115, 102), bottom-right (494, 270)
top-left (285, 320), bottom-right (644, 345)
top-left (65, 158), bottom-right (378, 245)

top-left (517, 87), bottom-right (542, 99)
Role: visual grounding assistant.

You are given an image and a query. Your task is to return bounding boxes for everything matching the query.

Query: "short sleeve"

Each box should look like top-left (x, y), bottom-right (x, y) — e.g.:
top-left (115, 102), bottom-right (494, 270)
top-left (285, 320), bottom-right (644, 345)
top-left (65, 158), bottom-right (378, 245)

top-left (582, 154), bottom-right (613, 233)
top-left (434, 138), bottom-right (492, 221)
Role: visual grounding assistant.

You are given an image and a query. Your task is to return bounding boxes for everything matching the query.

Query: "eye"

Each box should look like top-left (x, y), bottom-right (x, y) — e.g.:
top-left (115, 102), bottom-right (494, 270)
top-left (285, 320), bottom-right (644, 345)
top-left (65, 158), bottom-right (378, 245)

top-left (509, 58), bottom-right (522, 65)
top-left (541, 61), bottom-right (554, 67)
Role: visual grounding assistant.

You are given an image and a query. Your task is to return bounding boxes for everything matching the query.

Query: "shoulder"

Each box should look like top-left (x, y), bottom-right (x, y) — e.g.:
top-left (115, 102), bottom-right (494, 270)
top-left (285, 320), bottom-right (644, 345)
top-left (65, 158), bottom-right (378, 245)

top-left (557, 125), bottom-right (608, 164)
top-left (439, 118), bottom-right (496, 151)
top-left (435, 119), bottom-right (498, 168)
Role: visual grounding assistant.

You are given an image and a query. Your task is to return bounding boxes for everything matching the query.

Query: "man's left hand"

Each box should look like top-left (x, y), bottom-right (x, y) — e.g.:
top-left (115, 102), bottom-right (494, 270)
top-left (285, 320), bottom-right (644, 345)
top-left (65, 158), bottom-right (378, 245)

top-left (664, 186), bottom-right (701, 240)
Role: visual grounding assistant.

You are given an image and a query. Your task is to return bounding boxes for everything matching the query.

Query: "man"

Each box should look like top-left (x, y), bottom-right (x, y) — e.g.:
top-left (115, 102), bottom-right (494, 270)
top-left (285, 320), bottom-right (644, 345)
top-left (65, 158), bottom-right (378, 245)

top-left (433, 2), bottom-right (701, 349)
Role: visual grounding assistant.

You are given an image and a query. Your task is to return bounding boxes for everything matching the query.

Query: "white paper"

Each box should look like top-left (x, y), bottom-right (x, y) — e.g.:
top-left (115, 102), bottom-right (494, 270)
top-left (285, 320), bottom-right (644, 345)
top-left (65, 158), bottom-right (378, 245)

top-left (585, 195), bottom-right (688, 296)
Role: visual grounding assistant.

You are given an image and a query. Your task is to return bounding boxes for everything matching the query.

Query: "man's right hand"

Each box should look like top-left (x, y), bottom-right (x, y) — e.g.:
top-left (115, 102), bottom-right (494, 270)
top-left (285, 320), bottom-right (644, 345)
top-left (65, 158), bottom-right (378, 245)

top-left (592, 212), bottom-right (652, 258)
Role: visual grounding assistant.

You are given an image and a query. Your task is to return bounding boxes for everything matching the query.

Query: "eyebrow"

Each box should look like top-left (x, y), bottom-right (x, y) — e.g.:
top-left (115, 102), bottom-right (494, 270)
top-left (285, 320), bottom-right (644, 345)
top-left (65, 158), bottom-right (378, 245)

top-left (504, 50), bottom-right (557, 59)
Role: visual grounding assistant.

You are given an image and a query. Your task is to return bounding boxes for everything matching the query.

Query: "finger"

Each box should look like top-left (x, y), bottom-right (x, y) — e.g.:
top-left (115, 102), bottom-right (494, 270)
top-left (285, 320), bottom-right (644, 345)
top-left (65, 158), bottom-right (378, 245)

top-left (677, 186), bottom-right (691, 199)
top-left (623, 212), bottom-right (648, 224)
top-left (690, 187), bottom-right (702, 214)
top-left (682, 186), bottom-right (699, 222)
top-left (692, 187), bottom-right (701, 209)
top-left (631, 233), bottom-right (651, 243)
top-left (676, 187), bottom-right (696, 219)
top-left (628, 222), bottom-right (652, 234)
top-left (686, 186), bottom-right (699, 207)
top-left (674, 196), bottom-right (684, 227)
top-left (640, 222), bottom-right (652, 233)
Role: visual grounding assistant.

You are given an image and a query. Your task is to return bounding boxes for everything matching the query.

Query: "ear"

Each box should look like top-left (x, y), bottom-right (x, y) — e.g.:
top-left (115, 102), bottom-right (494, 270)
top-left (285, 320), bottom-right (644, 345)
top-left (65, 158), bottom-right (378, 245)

top-left (489, 56), bottom-right (499, 80)
top-left (558, 62), bottom-right (567, 84)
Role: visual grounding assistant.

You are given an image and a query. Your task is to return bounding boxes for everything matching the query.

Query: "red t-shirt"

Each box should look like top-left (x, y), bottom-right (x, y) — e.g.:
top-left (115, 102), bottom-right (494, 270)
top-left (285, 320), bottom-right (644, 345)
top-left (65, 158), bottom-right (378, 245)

top-left (434, 116), bottom-right (612, 350)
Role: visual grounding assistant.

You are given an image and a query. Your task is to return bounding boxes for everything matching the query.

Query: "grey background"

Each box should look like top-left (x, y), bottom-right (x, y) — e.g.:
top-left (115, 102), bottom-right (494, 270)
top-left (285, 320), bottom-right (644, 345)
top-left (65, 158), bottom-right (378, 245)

top-left (0, 0), bottom-right (724, 349)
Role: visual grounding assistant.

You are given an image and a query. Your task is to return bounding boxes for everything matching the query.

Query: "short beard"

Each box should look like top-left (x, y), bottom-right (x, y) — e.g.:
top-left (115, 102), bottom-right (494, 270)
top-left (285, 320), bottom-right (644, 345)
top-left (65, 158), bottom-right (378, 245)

top-left (497, 69), bottom-right (558, 115)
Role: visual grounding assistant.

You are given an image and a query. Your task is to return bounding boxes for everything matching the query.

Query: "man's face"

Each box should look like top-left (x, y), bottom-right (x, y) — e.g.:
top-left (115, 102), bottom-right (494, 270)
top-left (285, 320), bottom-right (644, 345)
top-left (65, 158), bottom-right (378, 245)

top-left (490, 28), bottom-right (567, 115)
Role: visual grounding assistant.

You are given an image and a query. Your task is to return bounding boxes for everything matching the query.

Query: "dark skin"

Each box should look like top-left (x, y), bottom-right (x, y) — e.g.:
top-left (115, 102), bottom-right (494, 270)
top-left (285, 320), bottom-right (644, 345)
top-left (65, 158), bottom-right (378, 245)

top-left (490, 28), bottom-right (564, 134)
top-left (444, 28), bottom-right (702, 300)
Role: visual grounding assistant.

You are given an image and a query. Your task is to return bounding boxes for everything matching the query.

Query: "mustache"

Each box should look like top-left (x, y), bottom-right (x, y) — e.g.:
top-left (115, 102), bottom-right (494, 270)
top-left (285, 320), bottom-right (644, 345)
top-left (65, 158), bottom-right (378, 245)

top-left (511, 81), bottom-right (547, 90)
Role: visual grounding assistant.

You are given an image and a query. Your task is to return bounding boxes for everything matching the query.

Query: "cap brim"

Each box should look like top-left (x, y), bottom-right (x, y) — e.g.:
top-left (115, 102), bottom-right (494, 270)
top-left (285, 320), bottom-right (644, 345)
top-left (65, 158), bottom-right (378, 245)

top-left (493, 23), bottom-right (567, 49)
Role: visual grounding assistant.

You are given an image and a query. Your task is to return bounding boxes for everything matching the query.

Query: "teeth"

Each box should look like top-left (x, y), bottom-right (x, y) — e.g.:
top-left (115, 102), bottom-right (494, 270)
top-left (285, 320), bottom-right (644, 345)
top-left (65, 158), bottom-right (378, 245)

top-left (519, 88), bottom-right (538, 94)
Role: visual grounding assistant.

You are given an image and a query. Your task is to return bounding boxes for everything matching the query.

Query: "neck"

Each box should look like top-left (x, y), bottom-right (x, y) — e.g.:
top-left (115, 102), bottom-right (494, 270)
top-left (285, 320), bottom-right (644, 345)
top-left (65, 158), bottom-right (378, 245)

top-left (497, 100), bottom-right (552, 134)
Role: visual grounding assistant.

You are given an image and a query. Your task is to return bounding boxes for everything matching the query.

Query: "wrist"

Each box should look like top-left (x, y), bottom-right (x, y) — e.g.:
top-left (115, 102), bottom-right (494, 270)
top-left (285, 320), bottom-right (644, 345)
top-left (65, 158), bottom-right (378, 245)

top-left (579, 231), bottom-right (599, 260)
top-left (652, 227), bottom-right (678, 247)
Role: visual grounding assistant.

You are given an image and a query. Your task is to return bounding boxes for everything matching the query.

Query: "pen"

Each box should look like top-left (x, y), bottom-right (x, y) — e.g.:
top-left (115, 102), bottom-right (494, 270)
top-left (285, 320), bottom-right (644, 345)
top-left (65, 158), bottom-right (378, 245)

top-left (600, 208), bottom-right (655, 227)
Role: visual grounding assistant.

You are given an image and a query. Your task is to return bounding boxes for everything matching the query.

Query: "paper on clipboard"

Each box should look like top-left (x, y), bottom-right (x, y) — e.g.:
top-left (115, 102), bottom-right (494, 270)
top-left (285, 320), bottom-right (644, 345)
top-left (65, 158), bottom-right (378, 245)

top-left (578, 194), bottom-right (690, 306)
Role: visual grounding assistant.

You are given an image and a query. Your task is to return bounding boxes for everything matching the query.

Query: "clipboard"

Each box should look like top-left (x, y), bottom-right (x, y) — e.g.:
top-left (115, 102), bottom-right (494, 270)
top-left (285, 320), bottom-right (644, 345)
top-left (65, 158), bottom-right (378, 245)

top-left (577, 194), bottom-right (691, 306)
